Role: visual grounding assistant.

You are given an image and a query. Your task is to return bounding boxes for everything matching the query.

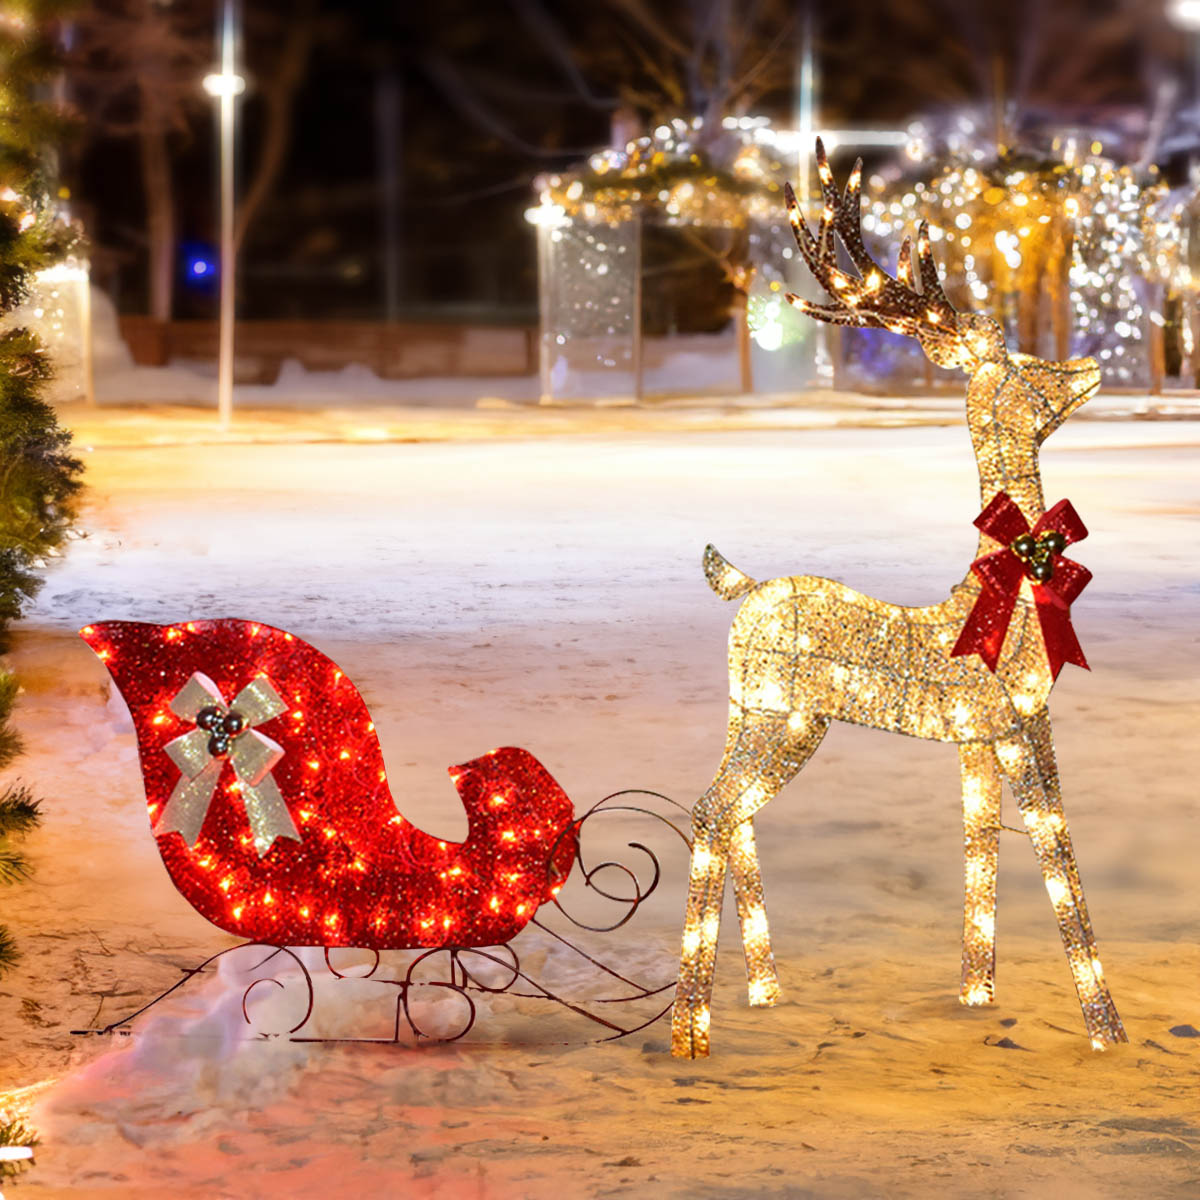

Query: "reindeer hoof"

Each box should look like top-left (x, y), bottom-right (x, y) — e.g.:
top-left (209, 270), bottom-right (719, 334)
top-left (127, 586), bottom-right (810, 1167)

top-left (748, 978), bottom-right (782, 1008)
top-left (670, 1000), bottom-right (711, 1058)
top-left (960, 981), bottom-right (995, 1007)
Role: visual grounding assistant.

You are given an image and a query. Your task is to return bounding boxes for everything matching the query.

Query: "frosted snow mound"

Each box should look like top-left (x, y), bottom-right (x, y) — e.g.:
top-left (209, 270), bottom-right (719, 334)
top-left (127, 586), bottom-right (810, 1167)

top-left (41, 930), bottom-right (674, 1149)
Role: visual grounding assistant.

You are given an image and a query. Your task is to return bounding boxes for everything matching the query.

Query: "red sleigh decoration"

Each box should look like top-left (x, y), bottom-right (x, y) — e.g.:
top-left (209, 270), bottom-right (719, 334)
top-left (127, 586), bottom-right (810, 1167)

top-left (83, 619), bottom-right (577, 949)
top-left (80, 620), bottom-right (687, 1044)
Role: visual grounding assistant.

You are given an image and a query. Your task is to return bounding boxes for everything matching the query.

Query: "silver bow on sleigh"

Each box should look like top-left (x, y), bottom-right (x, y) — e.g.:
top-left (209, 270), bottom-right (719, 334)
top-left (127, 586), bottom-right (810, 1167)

top-left (158, 672), bottom-right (300, 858)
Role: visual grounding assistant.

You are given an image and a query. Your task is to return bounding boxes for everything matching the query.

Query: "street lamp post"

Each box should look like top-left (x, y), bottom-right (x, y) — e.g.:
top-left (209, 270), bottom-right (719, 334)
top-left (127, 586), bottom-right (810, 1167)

top-left (203, 0), bottom-right (244, 430)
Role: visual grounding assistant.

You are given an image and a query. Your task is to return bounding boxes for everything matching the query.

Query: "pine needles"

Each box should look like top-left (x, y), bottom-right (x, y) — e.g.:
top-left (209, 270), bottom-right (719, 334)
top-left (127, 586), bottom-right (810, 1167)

top-left (0, 2), bottom-right (83, 985)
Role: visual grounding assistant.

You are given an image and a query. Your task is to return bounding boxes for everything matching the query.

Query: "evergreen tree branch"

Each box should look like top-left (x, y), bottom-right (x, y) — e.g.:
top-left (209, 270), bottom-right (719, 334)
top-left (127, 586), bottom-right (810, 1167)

top-left (0, 784), bottom-right (41, 836)
top-left (0, 845), bottom-right (32, 886)
top-left (0, 3), bottom-right (84, 1023)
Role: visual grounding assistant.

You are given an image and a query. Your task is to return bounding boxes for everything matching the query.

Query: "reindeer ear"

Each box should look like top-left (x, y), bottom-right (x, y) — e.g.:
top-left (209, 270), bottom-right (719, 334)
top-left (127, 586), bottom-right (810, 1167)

top-left (1009, 353), bottom-right (1101, 438)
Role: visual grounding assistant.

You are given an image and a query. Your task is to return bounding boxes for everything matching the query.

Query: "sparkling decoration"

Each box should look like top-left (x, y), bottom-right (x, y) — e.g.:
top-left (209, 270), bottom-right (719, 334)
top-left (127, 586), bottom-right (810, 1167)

top-left (1143, 182), bottom-right (1196, 377)
top-left (83, 620), bottom-right (577, 950)
top-left (533, 212), bottom-right (640, 401)
top-left (858, 135), bottom-right (1170, 387)
top-left (671, 141), bottom-right (1127, 1059)
top-left (535, 111), bottom-right (1196, 396)
top-left (9, 259), bottom-right (93, 402)
top-left (158, 673), bottom-right (298, 858)
top-left (527, 116), bottom-right (814, 402)
top-left (530, 116), bottom-right (787, 230)
top-left (951, 492), bottom-right (1090, 679)
top-left (1066, 156), bottom-right (1160, 385)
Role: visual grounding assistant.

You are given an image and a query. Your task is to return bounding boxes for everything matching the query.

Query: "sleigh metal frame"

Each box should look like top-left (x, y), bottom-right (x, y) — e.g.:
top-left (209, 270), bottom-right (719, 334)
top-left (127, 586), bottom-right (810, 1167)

top-left (73, 792), bottom-right (690, 1047)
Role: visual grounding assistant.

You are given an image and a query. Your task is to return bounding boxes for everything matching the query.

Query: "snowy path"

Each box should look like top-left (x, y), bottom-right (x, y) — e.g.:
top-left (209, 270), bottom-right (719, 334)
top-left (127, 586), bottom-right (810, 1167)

top-left (2, 417), bottom-right (1198, 1198)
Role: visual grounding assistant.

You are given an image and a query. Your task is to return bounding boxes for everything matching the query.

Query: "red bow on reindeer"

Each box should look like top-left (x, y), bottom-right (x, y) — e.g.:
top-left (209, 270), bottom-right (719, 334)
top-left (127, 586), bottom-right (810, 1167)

top-left (950, 491), bottom-right (1091, 680)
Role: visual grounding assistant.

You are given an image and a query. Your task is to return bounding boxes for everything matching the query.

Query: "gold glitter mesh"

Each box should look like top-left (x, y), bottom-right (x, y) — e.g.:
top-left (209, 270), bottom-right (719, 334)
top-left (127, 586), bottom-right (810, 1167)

top-left (671, 142), bottom-right (1127, 1059)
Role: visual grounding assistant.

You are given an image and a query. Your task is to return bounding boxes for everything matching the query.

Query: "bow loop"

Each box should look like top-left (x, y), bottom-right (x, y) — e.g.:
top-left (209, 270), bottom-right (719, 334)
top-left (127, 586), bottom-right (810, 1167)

top-left (1034, 498), bottom-right (1088, 547)
top-left (168, 673), bottom-right (225, 723)
top-left (951, 491), bottom-right (1091, 680)
top-left (229, 677), bottom-right (288, 727)
top-left (1041, 556), bottom-right (1092, 610)
top-left (971, 547), bottom-right (1025, 598)
top-left (164, 727), bottom-right (214, 778)
top-left (228, 730), bottom-right (284, 787)
top-left (973, 491), bottom-right (1032, 547)
top-left (156, 672), bottom-right (300, 858)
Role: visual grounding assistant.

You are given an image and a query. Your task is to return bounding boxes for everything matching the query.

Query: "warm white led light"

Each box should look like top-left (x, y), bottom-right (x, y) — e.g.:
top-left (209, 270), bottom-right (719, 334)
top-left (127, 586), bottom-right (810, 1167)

top-left (202, 71), bottom-right (246, 97)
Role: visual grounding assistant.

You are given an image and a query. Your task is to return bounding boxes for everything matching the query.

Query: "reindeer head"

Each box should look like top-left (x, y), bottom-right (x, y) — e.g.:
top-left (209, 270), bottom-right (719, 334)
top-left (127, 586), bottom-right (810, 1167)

top-left (998, 352), bottom-right (1101, 443)
top-left (784, 140), bottom-right (1100, 443)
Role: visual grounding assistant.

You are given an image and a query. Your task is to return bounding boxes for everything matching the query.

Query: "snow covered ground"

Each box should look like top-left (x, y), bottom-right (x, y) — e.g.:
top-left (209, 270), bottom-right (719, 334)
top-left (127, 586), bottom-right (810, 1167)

top-left (1, 394), bottom-right (1198, 1198)
top-left (80, 285), bottom-right (1200, 419)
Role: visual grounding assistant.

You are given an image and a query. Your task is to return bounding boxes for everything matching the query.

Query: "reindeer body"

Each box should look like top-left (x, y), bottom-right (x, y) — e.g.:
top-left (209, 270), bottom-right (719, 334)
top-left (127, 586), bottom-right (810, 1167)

top-left (671, 144), bottom-right (1126, 1058)
top-left (715, 570), bottom-right (1038, 743)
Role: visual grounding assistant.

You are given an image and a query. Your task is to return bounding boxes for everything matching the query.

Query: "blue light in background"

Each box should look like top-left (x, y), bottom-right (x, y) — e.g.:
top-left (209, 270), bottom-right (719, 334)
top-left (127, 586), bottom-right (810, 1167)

top-left (181, 242), bottom-right (218, 288)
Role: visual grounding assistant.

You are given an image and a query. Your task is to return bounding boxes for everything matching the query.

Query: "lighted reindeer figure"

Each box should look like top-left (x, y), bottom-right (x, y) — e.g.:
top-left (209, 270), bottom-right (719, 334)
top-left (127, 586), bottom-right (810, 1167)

top-left (672, 141), bottom-right (1127, 1058)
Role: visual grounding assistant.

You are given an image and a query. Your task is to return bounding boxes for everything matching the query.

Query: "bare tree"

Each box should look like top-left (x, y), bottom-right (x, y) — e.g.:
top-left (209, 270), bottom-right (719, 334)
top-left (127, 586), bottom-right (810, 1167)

top-left (420, 0), bottom-right (800, 154)
top-left (233, 0), bottom-right (322, 253)
top-left (72, 0), bottom-right (210, 323)
top-left (70, 0), bottom-right (324, 320)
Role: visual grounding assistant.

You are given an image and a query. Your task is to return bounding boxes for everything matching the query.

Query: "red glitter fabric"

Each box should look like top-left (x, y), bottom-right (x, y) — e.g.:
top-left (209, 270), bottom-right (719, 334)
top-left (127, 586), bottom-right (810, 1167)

top-left (82, 620), bottom-right (578, 949)
top-left (951, 492), bottom-right (1092, 680)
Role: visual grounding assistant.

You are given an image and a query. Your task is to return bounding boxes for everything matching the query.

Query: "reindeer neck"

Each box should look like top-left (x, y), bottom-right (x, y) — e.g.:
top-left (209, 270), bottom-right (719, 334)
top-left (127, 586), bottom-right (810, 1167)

top-left (963, 360), bottom-right (1046, 576)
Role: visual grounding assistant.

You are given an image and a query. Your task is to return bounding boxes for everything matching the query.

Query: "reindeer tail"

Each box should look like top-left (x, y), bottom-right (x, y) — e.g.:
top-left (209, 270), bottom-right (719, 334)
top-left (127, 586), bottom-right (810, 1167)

top-left (703, 544), bottom-right (756, 601)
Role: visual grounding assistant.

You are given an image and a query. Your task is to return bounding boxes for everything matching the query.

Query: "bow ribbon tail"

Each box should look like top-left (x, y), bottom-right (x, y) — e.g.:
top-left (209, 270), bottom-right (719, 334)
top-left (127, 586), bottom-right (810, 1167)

top-left (156, 757), bottom-right (224, 846)
top-left (229, 728), bottom-right (298, 858)
top-left (1033, 557), bottom-right (1092, 680)
top-left (240, 773), bottom-right (301, 857)
top-left (1034, 593), bottom-right (1087, 681)
top-left (950, 548), bottom-right (1026, 672)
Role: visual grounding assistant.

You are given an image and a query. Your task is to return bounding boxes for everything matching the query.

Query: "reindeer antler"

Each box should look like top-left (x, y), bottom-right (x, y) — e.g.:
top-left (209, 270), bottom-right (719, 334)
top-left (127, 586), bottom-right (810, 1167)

top-left (785, 139), bottom-right (959, 354)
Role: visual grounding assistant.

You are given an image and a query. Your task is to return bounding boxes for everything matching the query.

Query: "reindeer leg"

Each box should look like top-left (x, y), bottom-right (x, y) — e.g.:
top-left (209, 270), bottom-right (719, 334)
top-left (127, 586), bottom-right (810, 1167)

top-left (672, 706), bottom-right (746, 1055)
top-left (729, 820), bottom-right (781, 1007)
top-left (995, 713), bottom-right (1126, 1047)
top-left (727, 712), bottom-right (831, 1008)
top-left (672, 815), bottom-right (729, 1059)
top-left (959, 741), bottom-right (1002, 1006)
top-left (673, 713), bottom-right (829, 1058)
